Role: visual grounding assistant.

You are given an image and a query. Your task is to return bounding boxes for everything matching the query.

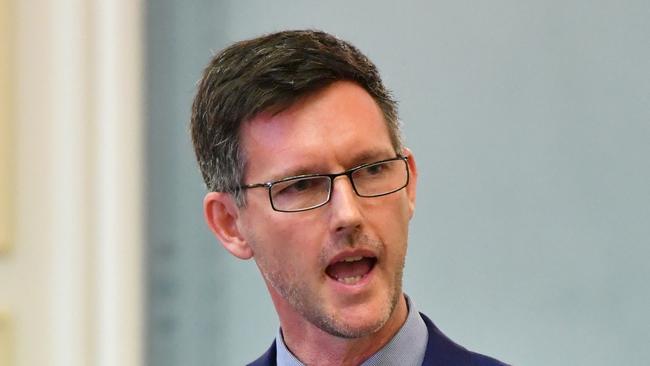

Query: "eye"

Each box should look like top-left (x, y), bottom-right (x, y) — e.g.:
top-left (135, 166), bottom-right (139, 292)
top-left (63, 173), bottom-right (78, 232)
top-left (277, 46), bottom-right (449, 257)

top-left (272, 176), bottom-right (327, 198)
top-left (357, 161), bottom-right (390, 178)
top-left (285, 178), bottom-right (313, 193)
top-left (364, 163), bottom-right (385, 175)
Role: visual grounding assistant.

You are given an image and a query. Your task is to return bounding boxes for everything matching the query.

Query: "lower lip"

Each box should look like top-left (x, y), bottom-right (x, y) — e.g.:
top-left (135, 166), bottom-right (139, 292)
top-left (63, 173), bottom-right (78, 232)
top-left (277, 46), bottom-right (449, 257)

top-left (325, 265), bottom-right (375, 293)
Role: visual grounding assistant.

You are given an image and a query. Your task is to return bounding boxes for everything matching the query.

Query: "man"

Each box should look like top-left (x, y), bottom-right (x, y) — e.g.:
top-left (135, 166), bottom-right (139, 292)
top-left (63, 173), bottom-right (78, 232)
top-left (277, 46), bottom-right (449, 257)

top-left (191, 30), bottom-right (507, 366)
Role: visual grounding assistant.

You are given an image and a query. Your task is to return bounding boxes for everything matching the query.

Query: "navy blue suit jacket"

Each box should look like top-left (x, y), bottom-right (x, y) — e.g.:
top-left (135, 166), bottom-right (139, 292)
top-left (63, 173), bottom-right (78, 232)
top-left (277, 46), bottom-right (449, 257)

top-left (247, 313), bottom-right (508, 365)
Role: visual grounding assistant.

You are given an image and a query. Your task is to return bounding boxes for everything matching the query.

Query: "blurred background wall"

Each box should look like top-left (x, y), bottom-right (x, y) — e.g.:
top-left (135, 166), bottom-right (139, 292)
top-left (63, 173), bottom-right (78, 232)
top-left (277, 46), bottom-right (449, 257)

top-left (145, 1), bottom-right (649, 365)
top-left (2, 1), bottom-right (649, 366)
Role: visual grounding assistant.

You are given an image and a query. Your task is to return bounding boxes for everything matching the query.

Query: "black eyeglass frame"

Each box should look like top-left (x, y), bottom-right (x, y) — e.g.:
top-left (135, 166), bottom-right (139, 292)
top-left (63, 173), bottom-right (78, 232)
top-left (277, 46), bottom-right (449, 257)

top-left (238, 155), bottom-right (410, 212)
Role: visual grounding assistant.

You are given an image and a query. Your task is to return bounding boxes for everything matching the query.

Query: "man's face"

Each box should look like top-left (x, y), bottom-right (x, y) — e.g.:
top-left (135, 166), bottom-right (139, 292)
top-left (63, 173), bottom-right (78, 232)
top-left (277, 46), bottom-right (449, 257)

top-left (236, 81), bottom-right (417, 338)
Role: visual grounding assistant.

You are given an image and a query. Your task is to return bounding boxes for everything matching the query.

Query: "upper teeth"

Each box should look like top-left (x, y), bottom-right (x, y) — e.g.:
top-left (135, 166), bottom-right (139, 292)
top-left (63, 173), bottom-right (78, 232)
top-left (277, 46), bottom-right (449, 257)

top-left (342, 256), bottom-right (363, 262)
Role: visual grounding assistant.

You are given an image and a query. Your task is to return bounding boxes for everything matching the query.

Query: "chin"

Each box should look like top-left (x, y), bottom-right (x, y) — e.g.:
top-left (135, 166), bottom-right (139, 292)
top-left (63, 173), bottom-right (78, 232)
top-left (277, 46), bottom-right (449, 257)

top-left (314, 312), bottom-right (390, 339)
top-left (310, 292), bottom-right (398, 339)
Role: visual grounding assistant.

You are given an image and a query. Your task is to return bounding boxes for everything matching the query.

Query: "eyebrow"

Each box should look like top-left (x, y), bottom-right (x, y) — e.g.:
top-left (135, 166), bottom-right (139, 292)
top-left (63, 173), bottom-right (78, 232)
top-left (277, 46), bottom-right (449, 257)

top-left (265, 164), bottom-right (327, 183)
top-left (347, 148), bottom-right (397, 168)
top-left (264, 148), bottom-right (397, 183)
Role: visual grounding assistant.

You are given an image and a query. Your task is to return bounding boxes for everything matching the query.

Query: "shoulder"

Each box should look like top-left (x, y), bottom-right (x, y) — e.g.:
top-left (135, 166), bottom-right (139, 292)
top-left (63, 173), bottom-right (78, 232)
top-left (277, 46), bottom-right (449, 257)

top-left (420, 312), bottom-right (510, 366)
top-left (247, 340), bottom-right (277, 366)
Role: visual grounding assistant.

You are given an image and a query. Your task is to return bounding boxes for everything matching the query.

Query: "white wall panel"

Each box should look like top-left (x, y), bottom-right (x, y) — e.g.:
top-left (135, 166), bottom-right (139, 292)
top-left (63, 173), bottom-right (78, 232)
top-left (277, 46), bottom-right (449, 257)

top-left (0, 1), bottom-right (144, 365)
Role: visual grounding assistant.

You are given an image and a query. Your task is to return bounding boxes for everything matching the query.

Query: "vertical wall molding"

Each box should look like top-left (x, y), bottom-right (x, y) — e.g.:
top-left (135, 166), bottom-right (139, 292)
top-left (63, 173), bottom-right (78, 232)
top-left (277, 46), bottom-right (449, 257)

top-left (4, 0), bottom-right (144, 365)
top-left (91, 1), bottom-right (144, 366)
top-left (0, 0), bottom-right (13, 255)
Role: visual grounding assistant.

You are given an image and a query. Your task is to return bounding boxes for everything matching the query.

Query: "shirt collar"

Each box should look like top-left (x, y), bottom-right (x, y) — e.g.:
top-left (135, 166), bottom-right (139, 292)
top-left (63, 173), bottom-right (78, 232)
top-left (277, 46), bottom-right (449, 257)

top-left (275, 295), bottom-right (429, 366)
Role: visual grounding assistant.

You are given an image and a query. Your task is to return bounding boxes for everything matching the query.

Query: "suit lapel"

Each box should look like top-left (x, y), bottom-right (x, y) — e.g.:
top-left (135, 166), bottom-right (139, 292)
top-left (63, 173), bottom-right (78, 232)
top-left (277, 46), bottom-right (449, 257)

top-left (420, 312), bottom-right (472, 365)
top-left (247, 340), bottom-right (277, 366)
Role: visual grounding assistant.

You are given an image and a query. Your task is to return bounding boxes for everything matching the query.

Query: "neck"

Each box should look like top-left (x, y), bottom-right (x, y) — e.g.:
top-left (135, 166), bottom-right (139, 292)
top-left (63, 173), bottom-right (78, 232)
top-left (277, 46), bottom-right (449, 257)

top-left (276, 294), bottom-right (408, 366)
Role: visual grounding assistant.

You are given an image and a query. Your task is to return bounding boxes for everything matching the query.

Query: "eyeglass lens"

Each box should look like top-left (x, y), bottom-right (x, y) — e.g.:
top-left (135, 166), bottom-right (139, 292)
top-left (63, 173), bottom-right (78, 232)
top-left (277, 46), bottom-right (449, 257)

top-left (269, 159), bottom-right (407, 212)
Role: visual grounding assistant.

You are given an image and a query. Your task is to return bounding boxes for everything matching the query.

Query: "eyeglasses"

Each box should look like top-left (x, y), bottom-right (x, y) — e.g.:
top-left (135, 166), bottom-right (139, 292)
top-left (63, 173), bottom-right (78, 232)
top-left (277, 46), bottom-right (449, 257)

top-left (239, 156), bottom-right (410, 212)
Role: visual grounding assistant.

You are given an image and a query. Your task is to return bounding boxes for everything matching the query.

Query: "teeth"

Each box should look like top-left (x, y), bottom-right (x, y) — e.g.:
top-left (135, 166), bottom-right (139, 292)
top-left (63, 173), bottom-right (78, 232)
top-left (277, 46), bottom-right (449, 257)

top-left (337, 275), bottom-right (362, 284)
top-left (342, 256), bottom-right (363, 263)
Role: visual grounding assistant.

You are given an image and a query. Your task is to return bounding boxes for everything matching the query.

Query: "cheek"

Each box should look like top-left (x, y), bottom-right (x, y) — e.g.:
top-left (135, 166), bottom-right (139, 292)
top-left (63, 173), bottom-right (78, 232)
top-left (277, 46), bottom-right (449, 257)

top-left (245, 215), bottom-right (322, 270)
top-left (368, 193), bottom-right (412, 230)
top-left (367, 196), bottom-right (411, 257)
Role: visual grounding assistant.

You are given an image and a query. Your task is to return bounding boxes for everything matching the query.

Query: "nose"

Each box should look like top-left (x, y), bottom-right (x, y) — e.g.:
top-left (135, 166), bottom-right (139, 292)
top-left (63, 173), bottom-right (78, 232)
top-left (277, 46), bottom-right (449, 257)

top-left (328, 175), bottom-right (363, 234)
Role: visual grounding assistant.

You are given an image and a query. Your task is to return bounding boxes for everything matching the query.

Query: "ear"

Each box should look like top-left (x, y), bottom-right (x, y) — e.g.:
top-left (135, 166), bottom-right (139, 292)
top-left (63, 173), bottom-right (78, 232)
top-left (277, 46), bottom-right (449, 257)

top-left (203, 192), bottom-right (254, 259)
top-left (402, 147), bottom-right (418, 219)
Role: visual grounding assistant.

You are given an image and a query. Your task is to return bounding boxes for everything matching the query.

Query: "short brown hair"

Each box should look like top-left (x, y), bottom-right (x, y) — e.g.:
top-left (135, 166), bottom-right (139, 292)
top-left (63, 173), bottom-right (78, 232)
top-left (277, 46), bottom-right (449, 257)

top-left (190, 30), bottom-right (402, 205)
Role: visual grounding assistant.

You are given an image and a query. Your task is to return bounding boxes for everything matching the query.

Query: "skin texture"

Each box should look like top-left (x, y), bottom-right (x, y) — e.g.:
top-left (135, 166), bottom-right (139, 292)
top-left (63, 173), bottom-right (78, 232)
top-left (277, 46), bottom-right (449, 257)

top-left (204, 81), bottom-right (418, 365)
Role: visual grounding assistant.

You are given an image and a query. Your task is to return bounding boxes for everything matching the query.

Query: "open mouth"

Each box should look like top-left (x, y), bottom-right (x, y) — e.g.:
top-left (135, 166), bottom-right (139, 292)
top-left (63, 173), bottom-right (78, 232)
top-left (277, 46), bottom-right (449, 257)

top-left (325, 256), bottom-right (377, 285)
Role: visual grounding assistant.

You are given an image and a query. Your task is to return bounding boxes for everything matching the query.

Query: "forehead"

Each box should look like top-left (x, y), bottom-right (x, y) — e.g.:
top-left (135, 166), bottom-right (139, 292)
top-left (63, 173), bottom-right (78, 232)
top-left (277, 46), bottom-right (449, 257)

top-left (240, 81), bottom-right (395, 181)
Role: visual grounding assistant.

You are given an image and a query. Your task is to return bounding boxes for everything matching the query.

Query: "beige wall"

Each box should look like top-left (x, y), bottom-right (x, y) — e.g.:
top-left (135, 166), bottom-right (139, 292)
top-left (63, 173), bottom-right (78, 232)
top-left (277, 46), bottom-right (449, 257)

top-left (0, 0), bottom-right (13, 256)
top-left (0, 1), bottom-right (144, 365)
top-left (1, 1), bottom-right (15, 364)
